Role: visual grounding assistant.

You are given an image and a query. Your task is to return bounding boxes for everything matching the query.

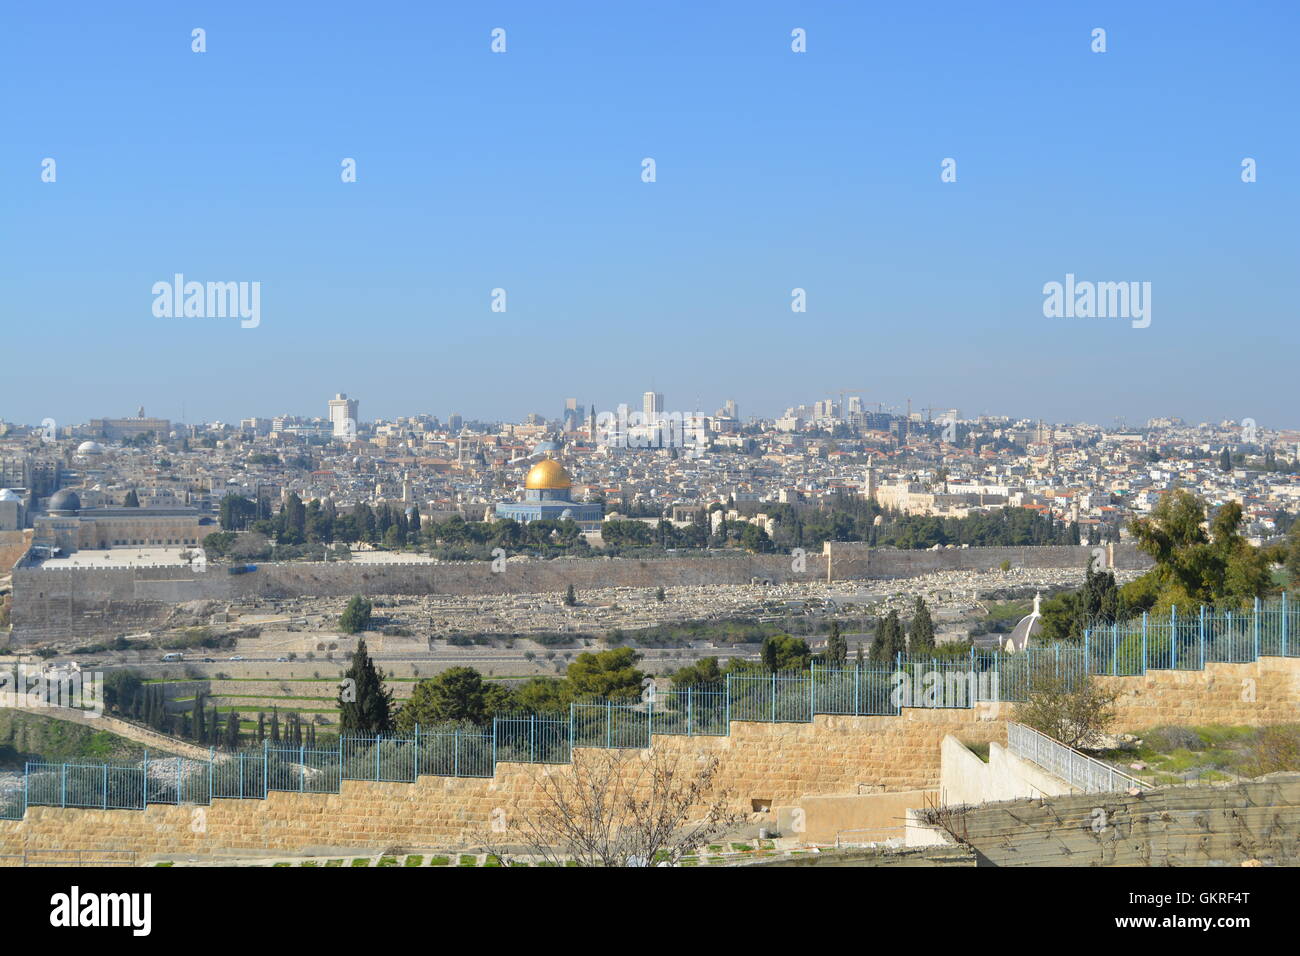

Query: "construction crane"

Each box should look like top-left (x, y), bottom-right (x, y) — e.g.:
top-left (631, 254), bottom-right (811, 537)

top-left (836, 387), bottom-right (866, 414)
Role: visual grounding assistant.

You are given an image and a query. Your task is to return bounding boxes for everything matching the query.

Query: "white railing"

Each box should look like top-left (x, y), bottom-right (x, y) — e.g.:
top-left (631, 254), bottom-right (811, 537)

top-left (1006, 722), bottom-right (1151, 793)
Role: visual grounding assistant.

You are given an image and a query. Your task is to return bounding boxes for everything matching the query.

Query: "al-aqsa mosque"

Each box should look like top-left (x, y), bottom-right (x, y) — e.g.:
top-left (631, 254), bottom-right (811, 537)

top-left (494, 458), bottom-right (603, 529)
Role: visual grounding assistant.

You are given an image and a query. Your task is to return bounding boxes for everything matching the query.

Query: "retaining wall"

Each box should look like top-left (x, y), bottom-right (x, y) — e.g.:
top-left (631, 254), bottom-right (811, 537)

top-left (1, 656), bottom-right (1295, 861)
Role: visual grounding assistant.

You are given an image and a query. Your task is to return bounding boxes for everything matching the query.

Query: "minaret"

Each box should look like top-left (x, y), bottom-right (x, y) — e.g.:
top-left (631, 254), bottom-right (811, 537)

top-left (865, 456), bottom-right (877, 501)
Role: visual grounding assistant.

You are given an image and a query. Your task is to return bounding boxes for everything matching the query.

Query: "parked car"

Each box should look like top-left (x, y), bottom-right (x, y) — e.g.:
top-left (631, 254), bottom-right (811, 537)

top-left (228, 655), bottom-right (245, 661)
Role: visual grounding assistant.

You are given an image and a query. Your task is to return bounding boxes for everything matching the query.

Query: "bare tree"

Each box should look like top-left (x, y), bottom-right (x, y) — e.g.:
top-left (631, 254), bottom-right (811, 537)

top-left (480, 749), bottom-right (745, 867)
top-left (1014, 671), bottom-right (1117, 750)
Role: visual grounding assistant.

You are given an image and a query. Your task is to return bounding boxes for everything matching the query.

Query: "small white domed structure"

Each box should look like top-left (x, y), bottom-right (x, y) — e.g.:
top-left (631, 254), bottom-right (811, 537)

top-left (76, 440), bottom-right (106, 456)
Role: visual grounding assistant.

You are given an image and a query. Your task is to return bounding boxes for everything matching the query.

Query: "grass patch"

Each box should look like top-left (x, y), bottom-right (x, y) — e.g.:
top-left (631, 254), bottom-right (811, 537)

top-left (458, 854), bottom-right (478, 867)
top-left (429, 856), bottom-right (450, 866)
top-left (377, 856), bottom-right (398, 867)
top-left (350, 858), bottom-right (370, 867)
top-left (404, 855), bottom-right (424, 867)
top-left (325, 859), bottom-right (343, 867)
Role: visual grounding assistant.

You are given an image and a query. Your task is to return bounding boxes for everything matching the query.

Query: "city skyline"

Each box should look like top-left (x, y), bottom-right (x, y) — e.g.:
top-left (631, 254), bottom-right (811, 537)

top-left (3, 2), bottom-right (1297, 427)
top-left (2, 387), bottom-right (1295, 434)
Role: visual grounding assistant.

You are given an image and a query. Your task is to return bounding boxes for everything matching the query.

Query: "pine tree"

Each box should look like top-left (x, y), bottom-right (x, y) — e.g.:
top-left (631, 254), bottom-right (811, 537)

top-left (909, 597), bottom-right (936, 653)
top-left (270, 708), bottom-right (280, 744)
top-left (1219, 446), bottom-right (1232, 472)
top-left (337, 637), bottom-right (394, 735)
top-left (257, 712), bottom-right (266, 743)
top-left (564, 584), bottom-right (577, 607)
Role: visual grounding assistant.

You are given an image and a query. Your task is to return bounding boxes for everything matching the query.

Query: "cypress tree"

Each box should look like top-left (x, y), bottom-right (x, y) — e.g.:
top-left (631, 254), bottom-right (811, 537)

top-left (909, 597), bottom-right (936, 653)
top-left (224, 712), bottom-right (240, 751)
top-left (337, 637), bottom-right (394, 735)
top-left (270, 707), bottom-right (280, 744)
top-left (257, 712), bottom-right (266, 743)
top-left (825, 620), bottom-right (848, 667)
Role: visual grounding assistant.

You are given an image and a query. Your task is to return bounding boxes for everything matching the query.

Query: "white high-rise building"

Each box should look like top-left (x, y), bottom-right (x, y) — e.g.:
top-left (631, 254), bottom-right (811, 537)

top-left (642, 391), bottom-right (664, 424)
top-left (329, 393), bottom-right (358, 439)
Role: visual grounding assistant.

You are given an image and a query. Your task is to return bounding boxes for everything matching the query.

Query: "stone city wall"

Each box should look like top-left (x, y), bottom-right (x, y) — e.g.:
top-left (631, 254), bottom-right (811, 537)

top-left (10, 544), bottom-right (1150, 643)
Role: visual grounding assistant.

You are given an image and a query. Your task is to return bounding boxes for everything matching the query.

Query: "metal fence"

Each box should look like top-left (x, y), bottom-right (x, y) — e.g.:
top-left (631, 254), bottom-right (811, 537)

top-left (1006, 722), bottom-right (1151, 792)
top-left (0, 596), bottom-right (1292, 822)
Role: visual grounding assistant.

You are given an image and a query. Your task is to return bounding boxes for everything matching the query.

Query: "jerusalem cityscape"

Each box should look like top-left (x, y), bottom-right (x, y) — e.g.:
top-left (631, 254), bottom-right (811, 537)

top-left (1, 0), bottom-right (1291, 938)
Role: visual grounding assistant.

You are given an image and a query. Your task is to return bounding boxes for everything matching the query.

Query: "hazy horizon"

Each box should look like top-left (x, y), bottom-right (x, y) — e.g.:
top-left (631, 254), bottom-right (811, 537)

top-left (4, 2), bottom-right (1297, 427)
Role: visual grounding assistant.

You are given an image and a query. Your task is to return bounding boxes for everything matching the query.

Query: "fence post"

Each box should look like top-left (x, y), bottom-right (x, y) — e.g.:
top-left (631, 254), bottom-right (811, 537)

top-left (647, 692), bottom-right (654, 746)
top-left (24, 762), bottom-right (29, 817)
top-left (1111, 622), bottom-right (1118, 676)
top-left (606, 699), bottom-right (612, 748)
top-left (1171, 606), bottom-right (1177, 669)
top-left (854, 661), bottom-right (861, 716)
top-left (414, 724), bottom-right (420, 778)
top-left (492, 717), bottom-right (499, 771)
top-left (209, 747), bottom-right (214, 805)
top-left (300, 744), bottom-right (306, 792)
top-left (375, 734), bottom-right (381, 782)
top-left (687, 685), bottom-right (693, 736)
top-left (263, 739), bottom-right (268, 798)
top-left (1084, 629), bottom-right (1090, 674)
top-left (1284, 592), bottom-right (1290, 657)
top-left (142, 750), bottom-right (148, 806)
top-left (770, 672), bottom-right (776, 722)
top-left (809, 660), bottom-right (816, 719)
top-left (102, 763), bottom-right (108, 810)
top-left (1253, 597), bottom-right (1260, 660)
top-left (454, 728), bottom-right (460, 778)
top-left (60, 763), bottom-right (66, 808)
top-left (1199, 605), bottom-right (1206, 667)
top-left (1054, 643), bottom-right (1060, 680)
top-left (725, 674), bottom-right (731, 730)
top-left (175, 756), bottom-right (181, 805)
top-left (239, 752), bottom-right (244, 799)
top-left (1141, 612), bottom-right (1148, 674)
top-left (530, 714), bottom-right (536, 763)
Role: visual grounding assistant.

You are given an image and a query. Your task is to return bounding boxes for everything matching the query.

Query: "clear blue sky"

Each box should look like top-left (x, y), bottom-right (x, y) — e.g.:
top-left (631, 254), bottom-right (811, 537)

top-left (3, 1), bottom-right (1297, 428)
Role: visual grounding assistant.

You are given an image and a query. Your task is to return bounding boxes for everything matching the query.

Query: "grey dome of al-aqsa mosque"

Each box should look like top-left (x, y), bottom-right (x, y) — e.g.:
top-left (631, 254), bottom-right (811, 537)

top-left (47, 489), bottom-right (81, 515)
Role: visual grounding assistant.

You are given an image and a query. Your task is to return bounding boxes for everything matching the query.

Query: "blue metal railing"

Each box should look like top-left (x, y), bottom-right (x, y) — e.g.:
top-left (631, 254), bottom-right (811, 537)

top-left (1, 596), bottom-right (1295, 822)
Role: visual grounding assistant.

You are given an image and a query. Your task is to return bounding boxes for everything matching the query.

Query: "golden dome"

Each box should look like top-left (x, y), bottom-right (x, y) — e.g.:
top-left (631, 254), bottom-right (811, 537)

top-left (525, 458), bottom-right (571, 490)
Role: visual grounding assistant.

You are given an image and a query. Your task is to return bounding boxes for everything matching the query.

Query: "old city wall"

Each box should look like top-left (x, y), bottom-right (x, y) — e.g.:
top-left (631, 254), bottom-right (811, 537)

top-left (10, 544), bottom-right (1151, 643)
top-left (823, 541), bottom-right (1150, 580)
top-left (2, 657), bottom-right (1295, 860)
